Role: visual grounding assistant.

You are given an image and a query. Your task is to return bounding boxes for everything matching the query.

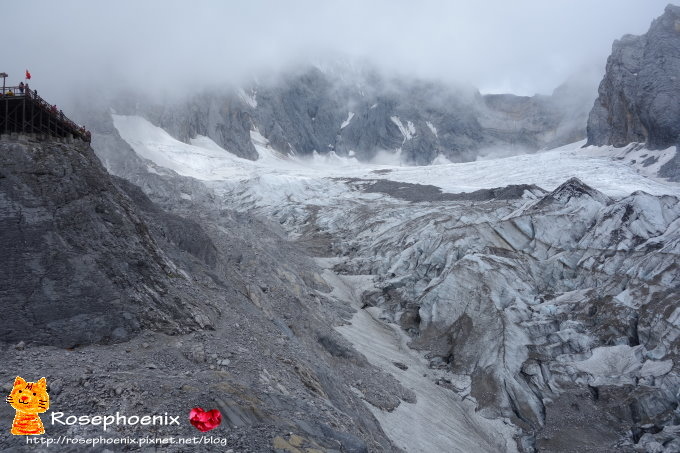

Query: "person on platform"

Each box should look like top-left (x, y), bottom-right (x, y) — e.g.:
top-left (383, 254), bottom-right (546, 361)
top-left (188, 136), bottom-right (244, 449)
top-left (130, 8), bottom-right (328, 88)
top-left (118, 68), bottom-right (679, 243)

top-left (18, 82), bottom-right (24, 94)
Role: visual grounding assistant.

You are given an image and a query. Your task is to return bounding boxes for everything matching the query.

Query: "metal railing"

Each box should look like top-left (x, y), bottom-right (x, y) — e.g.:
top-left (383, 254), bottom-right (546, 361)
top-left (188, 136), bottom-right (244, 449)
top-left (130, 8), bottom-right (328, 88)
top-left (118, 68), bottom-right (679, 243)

top-left (0, 85), bottom-right (91, 142)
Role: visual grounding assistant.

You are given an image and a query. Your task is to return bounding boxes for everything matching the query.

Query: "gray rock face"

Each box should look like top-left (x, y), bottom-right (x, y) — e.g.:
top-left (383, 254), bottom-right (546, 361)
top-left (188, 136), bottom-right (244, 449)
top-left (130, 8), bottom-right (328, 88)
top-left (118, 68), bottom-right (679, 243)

top-left (103, 65), bottom-right (594, 165)
top-left (587, 4), bottom-right (680, 150)
top-left (0, 137), bottom-right (221, 347)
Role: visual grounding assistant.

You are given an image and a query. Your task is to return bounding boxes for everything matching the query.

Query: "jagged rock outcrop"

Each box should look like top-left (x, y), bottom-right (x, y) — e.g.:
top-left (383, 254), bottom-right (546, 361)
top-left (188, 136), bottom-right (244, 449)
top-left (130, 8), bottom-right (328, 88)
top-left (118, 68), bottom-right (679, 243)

top-left (587, 4), bottom-right (680, 151)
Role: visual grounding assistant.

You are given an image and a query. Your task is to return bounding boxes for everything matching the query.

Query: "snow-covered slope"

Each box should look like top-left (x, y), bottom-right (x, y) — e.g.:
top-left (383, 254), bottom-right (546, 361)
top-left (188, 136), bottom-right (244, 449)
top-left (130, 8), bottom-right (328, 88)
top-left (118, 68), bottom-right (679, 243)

top-left (113, 114), bottom-right (679, 198)
top-left (109, 114), bottom-right (680, 452)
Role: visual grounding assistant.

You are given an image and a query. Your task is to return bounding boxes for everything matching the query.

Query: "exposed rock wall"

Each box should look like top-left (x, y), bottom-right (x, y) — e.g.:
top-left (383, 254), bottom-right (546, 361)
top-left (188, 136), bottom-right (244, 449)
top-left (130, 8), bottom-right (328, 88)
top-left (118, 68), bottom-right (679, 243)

top-left (587, 4), bottom-right (680, 150)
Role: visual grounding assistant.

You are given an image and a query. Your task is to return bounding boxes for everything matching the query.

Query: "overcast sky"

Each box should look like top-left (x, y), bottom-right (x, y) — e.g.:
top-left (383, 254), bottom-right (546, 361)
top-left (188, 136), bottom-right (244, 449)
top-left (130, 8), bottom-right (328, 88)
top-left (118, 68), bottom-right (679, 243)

top-left (3, 0), bottom-right (674, 104)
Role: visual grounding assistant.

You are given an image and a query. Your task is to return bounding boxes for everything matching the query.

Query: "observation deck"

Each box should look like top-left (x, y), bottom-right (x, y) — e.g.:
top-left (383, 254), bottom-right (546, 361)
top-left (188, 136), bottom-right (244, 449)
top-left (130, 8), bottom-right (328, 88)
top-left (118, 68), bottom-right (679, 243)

top-left (0, 85), bottom-right (90, 142)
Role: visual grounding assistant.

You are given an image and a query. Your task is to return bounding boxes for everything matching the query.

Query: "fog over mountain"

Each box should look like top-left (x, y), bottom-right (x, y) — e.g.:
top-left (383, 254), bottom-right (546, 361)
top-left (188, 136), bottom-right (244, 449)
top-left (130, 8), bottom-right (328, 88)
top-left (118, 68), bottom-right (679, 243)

top-left (2, 0), bottom-right (673, 106)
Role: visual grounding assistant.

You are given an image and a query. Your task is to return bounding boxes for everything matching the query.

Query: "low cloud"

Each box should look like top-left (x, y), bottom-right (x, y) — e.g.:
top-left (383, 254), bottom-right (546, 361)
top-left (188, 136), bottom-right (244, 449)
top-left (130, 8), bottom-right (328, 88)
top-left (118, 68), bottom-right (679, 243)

top-left (3, 0), bottom-right (673, 107)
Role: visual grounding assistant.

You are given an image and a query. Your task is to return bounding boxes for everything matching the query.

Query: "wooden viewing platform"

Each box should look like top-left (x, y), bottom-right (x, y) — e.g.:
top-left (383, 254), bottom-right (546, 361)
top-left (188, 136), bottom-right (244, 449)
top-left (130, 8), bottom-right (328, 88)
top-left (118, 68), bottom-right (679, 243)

top-left (0, 85), bottom-right (91, 142)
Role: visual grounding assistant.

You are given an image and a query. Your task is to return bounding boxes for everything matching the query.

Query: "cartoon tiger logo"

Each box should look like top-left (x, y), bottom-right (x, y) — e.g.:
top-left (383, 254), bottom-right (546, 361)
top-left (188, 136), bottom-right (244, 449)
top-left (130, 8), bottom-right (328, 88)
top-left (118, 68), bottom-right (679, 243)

top-left (6, 376), bottom-right (49, 435)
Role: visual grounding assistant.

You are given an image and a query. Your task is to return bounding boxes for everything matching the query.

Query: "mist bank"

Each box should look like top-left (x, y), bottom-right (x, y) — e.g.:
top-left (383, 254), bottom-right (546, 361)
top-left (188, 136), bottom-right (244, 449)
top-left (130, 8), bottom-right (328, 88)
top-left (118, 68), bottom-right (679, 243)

top-left (72, 62), bottom-right (599, 166)
top-left (7, 0), bottom-right (672, 109)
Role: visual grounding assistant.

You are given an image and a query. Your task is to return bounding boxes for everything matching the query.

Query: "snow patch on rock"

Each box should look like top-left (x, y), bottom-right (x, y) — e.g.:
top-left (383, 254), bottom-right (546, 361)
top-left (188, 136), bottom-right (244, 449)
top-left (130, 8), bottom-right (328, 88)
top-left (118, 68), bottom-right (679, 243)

top-left (341, 112), bottom-right (355, 129)
top-left (426, 121), bottom-right (438, 137)
top-left (390, 116), bottom-right (415, 143)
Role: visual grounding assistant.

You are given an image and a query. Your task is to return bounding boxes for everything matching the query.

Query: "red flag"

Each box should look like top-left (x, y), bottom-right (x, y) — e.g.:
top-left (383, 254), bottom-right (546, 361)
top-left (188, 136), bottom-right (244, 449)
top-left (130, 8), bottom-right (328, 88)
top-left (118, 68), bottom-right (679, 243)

top-left (25, 70), bottom-right (31, 80)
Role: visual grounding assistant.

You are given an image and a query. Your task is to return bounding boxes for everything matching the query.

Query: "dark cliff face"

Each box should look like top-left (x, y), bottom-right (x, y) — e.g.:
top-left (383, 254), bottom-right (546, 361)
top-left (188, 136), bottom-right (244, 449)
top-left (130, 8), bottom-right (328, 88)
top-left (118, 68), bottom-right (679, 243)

top-left (587, 4), bottom-right (680, 150)
top-left (0, 138), bottom-right (221, 347)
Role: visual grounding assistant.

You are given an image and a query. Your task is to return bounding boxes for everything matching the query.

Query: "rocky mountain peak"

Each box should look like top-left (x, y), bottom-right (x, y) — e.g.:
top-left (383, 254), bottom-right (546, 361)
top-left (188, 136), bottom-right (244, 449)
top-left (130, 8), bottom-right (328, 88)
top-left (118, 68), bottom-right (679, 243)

top-left (532, 177), bottom-right (611, 211)
top-left (586, 4), bottom-right (680, 150)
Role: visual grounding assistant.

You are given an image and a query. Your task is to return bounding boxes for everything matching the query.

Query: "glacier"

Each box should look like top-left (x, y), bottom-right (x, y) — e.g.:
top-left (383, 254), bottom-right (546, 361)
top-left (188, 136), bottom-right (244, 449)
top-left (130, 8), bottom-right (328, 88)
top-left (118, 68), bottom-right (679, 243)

top-left (109, 114), bottom-right (680, 451)
top-left (112, 114), bottom-right (679, 198)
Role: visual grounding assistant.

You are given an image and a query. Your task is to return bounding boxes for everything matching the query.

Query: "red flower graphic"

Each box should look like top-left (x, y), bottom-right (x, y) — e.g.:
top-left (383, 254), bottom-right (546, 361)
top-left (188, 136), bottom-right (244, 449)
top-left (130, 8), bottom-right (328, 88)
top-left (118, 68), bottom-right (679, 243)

top-left (189, 407), bottom-right (222, 432)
